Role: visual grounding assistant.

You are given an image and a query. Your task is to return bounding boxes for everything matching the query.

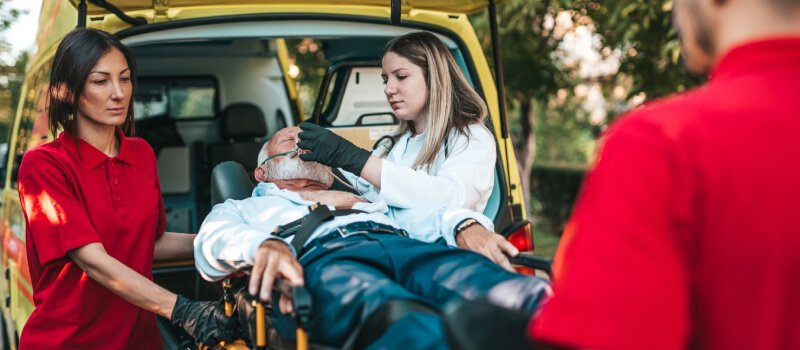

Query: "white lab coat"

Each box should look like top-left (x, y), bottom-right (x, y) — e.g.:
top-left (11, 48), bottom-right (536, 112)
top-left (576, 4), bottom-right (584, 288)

top-left (346, 123), bottom-right (496, 213)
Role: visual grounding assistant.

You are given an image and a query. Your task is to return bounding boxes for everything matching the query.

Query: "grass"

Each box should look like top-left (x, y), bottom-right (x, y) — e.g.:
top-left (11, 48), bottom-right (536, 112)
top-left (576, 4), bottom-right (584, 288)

top-left (531, 217), bottom-right (562, 259)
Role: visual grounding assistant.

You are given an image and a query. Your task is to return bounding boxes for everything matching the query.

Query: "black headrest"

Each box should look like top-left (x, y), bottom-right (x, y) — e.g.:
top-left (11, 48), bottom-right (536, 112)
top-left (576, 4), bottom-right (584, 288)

top-left (222, 103), bottom-right (267, 140)
top-left (134, 115), bottom-right (184, 154)
top-left (211, 161), bottom-right (256, 206)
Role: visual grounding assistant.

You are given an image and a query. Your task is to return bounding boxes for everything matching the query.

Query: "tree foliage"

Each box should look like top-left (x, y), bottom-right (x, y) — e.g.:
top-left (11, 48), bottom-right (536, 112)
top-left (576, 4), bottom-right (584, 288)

top-left (471, 0), bottom-right (704, 235)
top-left (470, 0), bottom-right (591, 207)
top-left (0, 0), bottom-right (23, 55)
top-left (470, 0), bottom-right (571, 102)
top-left (576, 0), bottom-right (704, 98)
top-left (0, 0), bottom-right (27, 143)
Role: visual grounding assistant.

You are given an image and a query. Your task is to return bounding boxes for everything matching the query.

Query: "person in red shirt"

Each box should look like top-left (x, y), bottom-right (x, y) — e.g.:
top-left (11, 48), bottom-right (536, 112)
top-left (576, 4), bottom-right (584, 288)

top-left (530, 0), bottom-right (800, 349)
top-left (17, 28), bottom-right (235, 349)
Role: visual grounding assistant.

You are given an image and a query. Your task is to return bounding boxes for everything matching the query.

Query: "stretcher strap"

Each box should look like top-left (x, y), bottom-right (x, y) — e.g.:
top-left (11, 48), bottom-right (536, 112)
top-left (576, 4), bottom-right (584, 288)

top-left (287, 204), bottom-right (364, 254)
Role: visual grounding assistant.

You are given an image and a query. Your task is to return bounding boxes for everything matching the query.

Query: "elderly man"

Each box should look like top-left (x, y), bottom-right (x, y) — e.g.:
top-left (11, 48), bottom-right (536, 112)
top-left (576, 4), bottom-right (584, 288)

top-left (195, 126), bottom-right (550, 349)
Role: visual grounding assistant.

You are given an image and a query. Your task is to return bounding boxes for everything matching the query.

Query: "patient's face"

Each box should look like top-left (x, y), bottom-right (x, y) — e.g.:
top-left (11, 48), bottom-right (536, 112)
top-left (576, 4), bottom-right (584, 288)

top-left (260, 126), bottom-right (334, 187)
top-left (268, 126), bottom-right (301, 160)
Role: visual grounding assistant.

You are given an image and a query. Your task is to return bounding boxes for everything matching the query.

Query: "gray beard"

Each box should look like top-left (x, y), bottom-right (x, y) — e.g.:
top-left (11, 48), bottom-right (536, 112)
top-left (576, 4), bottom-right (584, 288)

top-left (264, 155), bottom-right (334, 187)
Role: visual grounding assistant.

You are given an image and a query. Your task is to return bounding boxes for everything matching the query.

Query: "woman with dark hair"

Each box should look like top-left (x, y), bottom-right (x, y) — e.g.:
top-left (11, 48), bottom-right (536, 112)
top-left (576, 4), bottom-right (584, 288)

top-left (297, 32), bottom-right (518, 269)
top-left (17, 28), bottom-right (234, 349)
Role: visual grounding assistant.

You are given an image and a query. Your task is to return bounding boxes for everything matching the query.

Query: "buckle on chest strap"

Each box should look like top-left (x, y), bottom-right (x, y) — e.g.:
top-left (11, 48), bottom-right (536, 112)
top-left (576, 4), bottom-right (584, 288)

top-left (283, 204), bottom-right (367, 254)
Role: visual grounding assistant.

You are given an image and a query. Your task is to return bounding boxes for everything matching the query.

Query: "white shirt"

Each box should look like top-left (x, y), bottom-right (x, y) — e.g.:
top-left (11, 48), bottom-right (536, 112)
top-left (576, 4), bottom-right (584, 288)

top-left (345, 123), bottom-right (497, 213)
top-left (194, 182), bottom-right (494, 282)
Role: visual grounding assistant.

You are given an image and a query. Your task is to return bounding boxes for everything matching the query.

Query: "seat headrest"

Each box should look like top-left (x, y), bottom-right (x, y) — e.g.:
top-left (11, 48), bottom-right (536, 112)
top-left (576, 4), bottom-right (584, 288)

top-left (222, 103), bottom-right (267, 140)
top-left (211, 161), bottom-right (255, 206)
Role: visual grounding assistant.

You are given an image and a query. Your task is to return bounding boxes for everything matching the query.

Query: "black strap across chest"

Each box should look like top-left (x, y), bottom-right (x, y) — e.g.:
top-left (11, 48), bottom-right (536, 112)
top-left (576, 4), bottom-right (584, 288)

top-left (274, 204), bottom-right (365, 254)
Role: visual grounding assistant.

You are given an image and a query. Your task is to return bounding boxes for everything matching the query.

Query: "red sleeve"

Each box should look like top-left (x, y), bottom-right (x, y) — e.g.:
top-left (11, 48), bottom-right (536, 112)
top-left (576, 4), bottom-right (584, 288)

top-left (156, 190), bottom-right (167, 240)
top-left (147, 142), bottom-right (167, 238)
top-left (19, 168), bottom-right (102, 266)
top-left (155, 187), bottom-right (166, 238)
top-left (530, 116), bottom-right (693, 350)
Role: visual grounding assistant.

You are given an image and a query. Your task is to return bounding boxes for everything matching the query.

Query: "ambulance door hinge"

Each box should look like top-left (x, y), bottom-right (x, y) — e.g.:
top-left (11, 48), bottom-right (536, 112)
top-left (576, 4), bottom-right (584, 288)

top-left (153, 0), bottom-right (170, 22)
top-left (390, 0), bottom-right (412, 24)
top-left (87, 0), bottom-right (147, 26)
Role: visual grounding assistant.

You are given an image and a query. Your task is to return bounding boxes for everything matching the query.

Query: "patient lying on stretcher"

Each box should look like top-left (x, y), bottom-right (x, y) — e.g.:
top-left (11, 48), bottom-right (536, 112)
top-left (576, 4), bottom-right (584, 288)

top-left (194, 126), bottom-right (550, 348)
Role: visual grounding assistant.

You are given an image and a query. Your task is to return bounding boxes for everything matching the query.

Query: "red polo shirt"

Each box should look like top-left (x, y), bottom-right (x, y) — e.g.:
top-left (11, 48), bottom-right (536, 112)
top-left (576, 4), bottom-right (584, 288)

top-left (531, 38), bottom-right (800, 349)
top-left (18, 130), bottom-right (166, 349)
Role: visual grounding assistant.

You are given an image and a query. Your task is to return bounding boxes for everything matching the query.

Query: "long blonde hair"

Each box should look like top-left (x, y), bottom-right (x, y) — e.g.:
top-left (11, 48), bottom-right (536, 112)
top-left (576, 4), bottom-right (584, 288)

top-left (382, 32), bottom-right (488, 170)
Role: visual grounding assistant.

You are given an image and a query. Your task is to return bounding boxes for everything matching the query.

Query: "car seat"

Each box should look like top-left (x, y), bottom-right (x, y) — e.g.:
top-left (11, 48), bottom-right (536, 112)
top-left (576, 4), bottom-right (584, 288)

top-left (207, 103), bottom-right (269, 183)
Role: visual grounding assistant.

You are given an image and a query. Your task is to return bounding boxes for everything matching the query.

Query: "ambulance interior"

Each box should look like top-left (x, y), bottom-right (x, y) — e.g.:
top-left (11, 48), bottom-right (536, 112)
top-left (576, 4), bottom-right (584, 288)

top-left (124, 21), bottom-right (480, 235)
top-left (121, 23), bottom-right (509, 321)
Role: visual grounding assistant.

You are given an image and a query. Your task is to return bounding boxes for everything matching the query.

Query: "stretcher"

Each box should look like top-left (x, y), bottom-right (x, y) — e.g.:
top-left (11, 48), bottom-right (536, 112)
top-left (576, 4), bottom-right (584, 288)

top-left (198, 161), bottom-right (553, 350)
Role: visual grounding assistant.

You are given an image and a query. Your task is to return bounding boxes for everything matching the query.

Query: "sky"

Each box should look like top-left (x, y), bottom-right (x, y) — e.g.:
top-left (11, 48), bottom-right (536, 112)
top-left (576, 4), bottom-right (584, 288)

top-left (1, 0), bottom-right (42, 62)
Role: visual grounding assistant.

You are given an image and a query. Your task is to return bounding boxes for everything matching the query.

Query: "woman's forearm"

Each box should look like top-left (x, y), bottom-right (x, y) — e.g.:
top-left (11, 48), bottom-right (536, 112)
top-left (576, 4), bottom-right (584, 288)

top-left (68, 243), bottom-right (177, 318)
top-left (154, 232), bottom-right (196, 261)
top-left (359, 155), bottom-right (383, 188)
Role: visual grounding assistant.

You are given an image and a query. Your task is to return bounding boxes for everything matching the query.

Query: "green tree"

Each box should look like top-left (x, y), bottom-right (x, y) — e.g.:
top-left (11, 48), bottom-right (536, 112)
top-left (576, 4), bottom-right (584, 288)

top-left (286, 38), bottom-right (331, 118)
top-left (472, 1), bottom-right (704, 243)
top-left (578, 0), bottom-right (704, 99)
top-left (0, 51), bottom-right (27, 141)
top-left (0, 0), bottom-right (27, 143)
top-left (470, 0), bottom-right (574, 204)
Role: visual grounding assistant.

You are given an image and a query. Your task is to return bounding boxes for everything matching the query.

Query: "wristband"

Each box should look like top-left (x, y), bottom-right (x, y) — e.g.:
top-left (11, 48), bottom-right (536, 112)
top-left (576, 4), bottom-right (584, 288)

top-left (454, 218), bottom-right (481, 236)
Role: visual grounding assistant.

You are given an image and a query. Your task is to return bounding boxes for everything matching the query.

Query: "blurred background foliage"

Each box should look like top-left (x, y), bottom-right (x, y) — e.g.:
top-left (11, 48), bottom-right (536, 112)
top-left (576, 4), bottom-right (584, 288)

top-left (0, 0), bottom-right (26, 145)
top-left (468, 0), bottom-right (704, 256)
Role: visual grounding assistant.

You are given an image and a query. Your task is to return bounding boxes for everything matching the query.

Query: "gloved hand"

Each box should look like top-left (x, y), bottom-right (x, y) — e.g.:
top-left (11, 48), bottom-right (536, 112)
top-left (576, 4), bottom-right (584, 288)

top-left (297, 122), bottom-right (371, 175)
top-left (171, 295), bottom-right (240, 345)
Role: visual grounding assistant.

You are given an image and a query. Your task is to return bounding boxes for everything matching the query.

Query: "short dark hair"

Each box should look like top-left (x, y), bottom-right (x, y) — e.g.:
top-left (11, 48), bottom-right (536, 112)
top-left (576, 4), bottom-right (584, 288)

top-left (48, 28), bottom-right (137, 138)
top-left (770, 0), bottom-right (800, 12)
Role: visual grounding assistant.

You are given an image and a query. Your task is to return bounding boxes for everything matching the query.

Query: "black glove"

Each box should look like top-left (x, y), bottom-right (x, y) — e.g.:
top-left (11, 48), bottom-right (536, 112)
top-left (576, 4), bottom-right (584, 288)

top-left (171, 295), bottom-right (239, 345)
top-left (297, 122), bottom-right (371, 175)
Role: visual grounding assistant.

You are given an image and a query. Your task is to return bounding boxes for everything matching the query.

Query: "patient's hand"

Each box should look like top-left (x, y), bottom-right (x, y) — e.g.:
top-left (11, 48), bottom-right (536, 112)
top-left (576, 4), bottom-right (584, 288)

top-left (456, 225), bottom-right (519, 272)
top-left (249, 240), bottom-right (304, 314)
top-left (298, 190), bottom-right (366, 209)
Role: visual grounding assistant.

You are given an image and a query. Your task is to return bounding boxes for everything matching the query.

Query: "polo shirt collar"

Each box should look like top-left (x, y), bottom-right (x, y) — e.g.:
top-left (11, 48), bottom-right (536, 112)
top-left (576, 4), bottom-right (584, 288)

top-left (59, 128), bottom-right (137, 171)
top-left (711, 36), bottom-right (800, 82)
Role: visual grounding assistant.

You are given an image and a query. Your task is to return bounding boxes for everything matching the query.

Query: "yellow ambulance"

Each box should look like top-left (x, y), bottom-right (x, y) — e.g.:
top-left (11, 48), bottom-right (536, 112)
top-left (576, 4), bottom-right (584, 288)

top-left (0, 1), bottom-right (530, 348)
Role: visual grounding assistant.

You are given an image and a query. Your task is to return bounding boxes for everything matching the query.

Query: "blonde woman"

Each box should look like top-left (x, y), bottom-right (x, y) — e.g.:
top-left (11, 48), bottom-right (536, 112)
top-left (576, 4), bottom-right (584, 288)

top-left (298, 32), bottom-right (517, 266)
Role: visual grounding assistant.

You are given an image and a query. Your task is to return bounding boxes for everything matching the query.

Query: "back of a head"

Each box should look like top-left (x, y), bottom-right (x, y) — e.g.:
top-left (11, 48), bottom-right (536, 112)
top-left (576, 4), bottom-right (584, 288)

top-left (673, 0), bottom-right (800, 74)
top-left (768, 0), bottom-right (800, 13)
top-left (48, 28), bottom-right (138, 138)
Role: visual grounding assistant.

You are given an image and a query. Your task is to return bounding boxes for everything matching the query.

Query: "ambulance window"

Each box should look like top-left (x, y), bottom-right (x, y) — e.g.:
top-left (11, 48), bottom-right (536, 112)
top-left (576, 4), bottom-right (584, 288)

top-left (134, 77), bottom-right (217, 120)
top-left (328, 66), bottom-right (393, 126)
top-left (319, 70), bottom-right (340, 116)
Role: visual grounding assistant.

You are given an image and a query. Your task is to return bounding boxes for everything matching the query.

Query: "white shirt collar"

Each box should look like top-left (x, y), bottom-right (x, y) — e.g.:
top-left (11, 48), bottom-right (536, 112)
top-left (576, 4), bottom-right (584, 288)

top-left (252, 182), bottom-right (389, 213)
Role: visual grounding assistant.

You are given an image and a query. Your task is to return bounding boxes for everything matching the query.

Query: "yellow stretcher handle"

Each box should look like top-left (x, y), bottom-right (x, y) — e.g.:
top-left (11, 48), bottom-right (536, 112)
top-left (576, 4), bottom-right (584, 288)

top-left (297, 329), bottom-right (309, 350)
top-left (223, 278), bottom-right (235, 317)
top-left (256, 301), bottom-right (267, 347)
top-left (225, 301), bottom-right (234, 317)
top-left (222, 340), bottom-right (249, 350)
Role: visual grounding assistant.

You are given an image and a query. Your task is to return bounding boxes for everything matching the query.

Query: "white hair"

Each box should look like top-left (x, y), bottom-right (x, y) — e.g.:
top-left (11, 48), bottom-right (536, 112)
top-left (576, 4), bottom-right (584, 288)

top-left (259, 141), bottom-right (334, 187)
top-left (257, 141), bottom-right (269, 166)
